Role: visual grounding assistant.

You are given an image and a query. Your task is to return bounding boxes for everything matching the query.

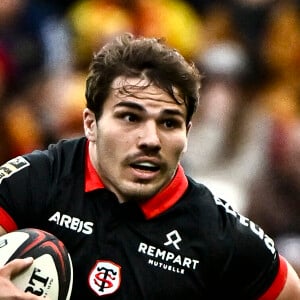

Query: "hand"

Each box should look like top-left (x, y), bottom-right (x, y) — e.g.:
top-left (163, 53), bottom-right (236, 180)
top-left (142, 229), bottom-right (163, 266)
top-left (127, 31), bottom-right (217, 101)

top-left (0, 257), bottom-right (44, 299)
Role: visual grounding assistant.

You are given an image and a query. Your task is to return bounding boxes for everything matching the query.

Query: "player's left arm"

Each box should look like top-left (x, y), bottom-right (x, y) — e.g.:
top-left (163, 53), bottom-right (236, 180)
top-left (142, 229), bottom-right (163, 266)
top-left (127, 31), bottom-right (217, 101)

top-left (258, 256), bottom-right (300, 300)
top-left (276, 259), bottom-right (300, 299)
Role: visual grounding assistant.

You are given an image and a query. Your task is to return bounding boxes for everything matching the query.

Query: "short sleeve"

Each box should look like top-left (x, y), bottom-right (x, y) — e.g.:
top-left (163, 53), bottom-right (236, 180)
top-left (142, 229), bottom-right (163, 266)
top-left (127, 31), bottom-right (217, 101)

top-left (214, 198), bottom-right (282, 299)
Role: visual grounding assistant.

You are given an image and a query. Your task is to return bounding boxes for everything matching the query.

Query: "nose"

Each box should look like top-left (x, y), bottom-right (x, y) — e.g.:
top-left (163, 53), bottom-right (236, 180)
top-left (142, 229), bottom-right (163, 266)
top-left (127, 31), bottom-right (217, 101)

top-left (137, 121), bottom-right (161, 152)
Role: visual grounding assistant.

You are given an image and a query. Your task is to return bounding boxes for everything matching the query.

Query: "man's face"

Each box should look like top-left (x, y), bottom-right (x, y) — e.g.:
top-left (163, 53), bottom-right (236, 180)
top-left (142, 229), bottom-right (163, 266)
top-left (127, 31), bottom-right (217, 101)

top-left (84, 76), bottom-right (190, 203)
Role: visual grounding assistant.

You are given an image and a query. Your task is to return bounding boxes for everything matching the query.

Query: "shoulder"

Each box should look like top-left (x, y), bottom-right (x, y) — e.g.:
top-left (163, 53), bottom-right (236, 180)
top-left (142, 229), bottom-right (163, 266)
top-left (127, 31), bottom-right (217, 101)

top-left (185, 177), bottom-right (241, 228)
top-left (0, 137), bottom-right (87, 185)
top-left (25, 137), bottom-right (86, 173)
top-left (47, 137), bottom-right (87, 156)
top-left (189, 178), bottom-right (276, 253)
top-left (185, 177), bottom-right (280, 298)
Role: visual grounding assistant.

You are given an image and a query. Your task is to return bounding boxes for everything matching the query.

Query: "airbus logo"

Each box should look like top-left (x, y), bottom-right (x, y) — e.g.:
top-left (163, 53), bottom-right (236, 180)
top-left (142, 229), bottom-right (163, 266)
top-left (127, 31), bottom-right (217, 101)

top-left (48, 211), bottom-right (94, 234)
top-left (164, 230), bottom-right (182, 250)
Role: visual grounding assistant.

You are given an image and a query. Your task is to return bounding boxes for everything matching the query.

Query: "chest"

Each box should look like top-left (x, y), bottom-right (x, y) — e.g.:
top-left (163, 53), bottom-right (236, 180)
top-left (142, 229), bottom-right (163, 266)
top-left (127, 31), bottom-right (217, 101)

top-left (41, 192), bottom-right (210, 299)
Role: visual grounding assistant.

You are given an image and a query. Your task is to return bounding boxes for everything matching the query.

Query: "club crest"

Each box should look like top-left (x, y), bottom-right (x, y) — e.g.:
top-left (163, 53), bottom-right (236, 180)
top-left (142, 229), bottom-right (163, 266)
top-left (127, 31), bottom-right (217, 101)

top-left (88, 260), bottom-right (121, 296)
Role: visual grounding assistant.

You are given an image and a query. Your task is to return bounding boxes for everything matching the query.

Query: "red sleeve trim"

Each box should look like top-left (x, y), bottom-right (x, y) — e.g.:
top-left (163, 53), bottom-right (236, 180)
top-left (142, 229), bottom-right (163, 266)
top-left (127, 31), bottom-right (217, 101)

top-left (0, 207), bottom-right (18, 232)
top-left (258, 255), bottom-right (288, 300)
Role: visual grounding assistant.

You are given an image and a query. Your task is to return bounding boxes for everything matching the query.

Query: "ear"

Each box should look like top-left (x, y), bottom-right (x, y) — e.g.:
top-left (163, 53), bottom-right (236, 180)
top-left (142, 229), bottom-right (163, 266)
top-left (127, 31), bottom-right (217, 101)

top-left (83, 108), bottom-right (97, 142)
top-left (183, 121), bottom-right (192, 153)
top-left (186, 121), bottom-right (192, 136)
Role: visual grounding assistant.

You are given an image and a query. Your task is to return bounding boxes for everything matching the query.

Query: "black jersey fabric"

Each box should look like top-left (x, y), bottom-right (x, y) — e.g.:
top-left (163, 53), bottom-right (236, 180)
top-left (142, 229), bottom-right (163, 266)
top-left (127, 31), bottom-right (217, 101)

top-left (0, 137), bottom-right (283, 299)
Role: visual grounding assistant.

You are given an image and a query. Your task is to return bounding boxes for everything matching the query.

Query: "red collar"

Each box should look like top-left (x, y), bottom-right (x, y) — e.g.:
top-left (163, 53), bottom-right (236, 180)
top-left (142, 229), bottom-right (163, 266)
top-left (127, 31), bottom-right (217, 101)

top-left (84, 144), bottom-right (188, 219)
top-left (139, 165), bottom-right (188, 219)
top-left (85, 144), bottom-right (105, 191)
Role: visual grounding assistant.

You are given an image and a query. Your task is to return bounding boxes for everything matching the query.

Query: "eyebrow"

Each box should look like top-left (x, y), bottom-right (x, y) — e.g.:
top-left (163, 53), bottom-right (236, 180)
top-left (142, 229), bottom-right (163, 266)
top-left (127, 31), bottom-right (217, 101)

top-left (114, 101), bottom-right (145, 112)
top-left (113, 101), bottom-right (186, 118)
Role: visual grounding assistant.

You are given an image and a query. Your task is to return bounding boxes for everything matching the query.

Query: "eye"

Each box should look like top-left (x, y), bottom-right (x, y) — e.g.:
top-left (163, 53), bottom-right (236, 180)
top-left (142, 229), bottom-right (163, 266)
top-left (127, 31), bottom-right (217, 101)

top-left (123, 113), bottom-right (138, 122)
top-left (163, 119), bottom-right (180, 128)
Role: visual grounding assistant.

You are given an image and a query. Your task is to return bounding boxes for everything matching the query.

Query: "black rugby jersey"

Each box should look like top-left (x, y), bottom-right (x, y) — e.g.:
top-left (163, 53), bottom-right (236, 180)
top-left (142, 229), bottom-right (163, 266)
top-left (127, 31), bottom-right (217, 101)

top-left (0, 137), bottom-right (287, 299)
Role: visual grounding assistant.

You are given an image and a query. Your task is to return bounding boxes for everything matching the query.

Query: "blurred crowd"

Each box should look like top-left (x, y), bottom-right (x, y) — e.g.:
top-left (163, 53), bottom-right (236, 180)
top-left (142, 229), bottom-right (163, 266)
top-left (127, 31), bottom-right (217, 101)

top-left (1, 0), bottom-right (300, 273)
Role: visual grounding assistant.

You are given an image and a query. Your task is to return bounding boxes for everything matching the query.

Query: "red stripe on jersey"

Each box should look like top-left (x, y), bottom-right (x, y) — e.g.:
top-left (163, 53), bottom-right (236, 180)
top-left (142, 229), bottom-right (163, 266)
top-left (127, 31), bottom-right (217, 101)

top-left (0, 207), bottom-right (18, 232)
top-left (258, 255), bottom-right (288, 300)
top-left (139, 165), bottom-right (188, 219)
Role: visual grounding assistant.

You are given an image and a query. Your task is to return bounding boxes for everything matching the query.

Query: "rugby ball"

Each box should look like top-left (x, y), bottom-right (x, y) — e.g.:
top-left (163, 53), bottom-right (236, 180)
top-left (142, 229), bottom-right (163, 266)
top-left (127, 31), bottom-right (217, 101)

top-left (0, 228), bottom-right (73, 300)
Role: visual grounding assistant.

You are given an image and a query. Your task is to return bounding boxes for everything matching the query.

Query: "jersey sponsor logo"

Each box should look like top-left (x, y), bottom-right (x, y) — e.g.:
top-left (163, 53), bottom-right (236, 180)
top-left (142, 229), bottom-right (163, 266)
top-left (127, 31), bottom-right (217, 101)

top-left (48, 211), bottom-right (94, 234)
top-left (88, 260), bottom-right (121, 297)
top-left (138, 242), bottom-right (199, 275)
top-left (164, 230), bottom-right (182, 250)
top-left (213, 196), bottom-right (276, 255)
top-left (0, 156), bottom-right (29, 184)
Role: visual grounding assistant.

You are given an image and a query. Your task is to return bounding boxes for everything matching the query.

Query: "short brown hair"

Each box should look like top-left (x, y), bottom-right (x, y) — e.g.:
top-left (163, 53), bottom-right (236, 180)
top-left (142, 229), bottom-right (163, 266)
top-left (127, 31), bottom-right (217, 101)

top-left (85, 33), bottom-right (202, 123)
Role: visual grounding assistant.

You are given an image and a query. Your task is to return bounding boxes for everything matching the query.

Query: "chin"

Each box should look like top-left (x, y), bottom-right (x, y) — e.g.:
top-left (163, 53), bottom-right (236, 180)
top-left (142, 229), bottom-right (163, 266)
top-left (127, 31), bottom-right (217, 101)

top-left (123, 183), bottom-right (160, 202)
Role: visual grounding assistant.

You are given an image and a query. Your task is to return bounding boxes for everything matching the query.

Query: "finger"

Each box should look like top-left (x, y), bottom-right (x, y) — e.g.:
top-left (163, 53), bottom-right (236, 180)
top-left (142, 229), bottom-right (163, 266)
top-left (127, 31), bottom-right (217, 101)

top-left (22, 291), bottom-right (48, 300)
top-left (0, 257), bottom-right (34, 278)
top-left (12, 290), bottom-right (43, 300)
top-left (11, 289), bottom-right (46, 300)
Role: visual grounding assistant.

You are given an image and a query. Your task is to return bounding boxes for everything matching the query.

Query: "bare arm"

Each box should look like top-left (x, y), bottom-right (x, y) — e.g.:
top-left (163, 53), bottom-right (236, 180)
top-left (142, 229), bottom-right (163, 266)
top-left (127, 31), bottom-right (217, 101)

top-left (277, 260), bottom-right (300, 299)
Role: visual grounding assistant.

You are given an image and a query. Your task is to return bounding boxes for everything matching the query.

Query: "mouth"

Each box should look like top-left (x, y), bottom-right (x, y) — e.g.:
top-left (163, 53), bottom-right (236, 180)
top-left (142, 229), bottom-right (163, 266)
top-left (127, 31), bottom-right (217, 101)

top-left (130, 161), bottom-right (160, 172)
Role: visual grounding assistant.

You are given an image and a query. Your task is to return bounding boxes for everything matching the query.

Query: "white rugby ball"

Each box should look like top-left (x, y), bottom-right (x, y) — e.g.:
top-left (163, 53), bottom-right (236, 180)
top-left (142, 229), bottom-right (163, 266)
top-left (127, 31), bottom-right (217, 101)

top-left (0, 228), bottom-right (73, 300)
